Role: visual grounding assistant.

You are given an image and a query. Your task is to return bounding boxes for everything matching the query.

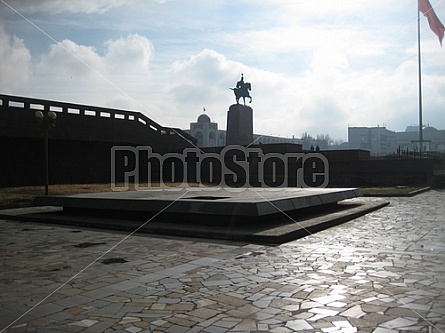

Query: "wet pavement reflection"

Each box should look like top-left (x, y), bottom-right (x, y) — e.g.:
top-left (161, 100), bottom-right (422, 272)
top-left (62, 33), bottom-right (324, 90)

top-left (1, 190), bottom-right (444, 332)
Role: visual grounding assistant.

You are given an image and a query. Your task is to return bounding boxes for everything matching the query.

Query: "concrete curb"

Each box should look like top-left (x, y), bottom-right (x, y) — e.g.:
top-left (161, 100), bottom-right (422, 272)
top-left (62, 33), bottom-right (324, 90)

top-left (0, 200), bottom-right (389, 244)
top-left (363, 186), bottom-right (430, 197)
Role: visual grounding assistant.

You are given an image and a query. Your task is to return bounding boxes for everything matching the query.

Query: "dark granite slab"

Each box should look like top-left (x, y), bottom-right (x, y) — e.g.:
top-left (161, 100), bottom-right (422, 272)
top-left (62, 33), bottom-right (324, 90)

top-left (34, 187), bottom-right (362, 218)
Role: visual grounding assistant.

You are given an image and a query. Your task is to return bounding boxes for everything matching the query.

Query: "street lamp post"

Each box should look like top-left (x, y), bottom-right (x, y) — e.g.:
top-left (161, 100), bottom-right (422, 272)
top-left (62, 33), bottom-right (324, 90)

top-left (35, 110), bottom-right (57, 195)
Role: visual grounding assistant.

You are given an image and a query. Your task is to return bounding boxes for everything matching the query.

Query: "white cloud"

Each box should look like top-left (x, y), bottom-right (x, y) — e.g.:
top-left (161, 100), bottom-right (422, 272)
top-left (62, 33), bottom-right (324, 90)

top-left (105, 34), bottom-right (153, 73)
top-left (1, 0), bottom-right (443, 140)
top-left (162, 50), bottom-right (243, 126)
top-left (221, 12), bottom-right (388, 65)
top-left (163, 49), bottom-right (316, 136)
top-left (0, 24), bottom-right (31, 93)
top-left (161, 44), bottom-right (444, 139)
top-left (3, 0), bottom-right (131, 14)
top-left (29, 34), bottom-right (156, 112)
top-left (276, 0), bottom-right (405, 24)
top-left (38, 39), bottom-right (103, 77)
top-left (277, 0), bottom-right (376, 16)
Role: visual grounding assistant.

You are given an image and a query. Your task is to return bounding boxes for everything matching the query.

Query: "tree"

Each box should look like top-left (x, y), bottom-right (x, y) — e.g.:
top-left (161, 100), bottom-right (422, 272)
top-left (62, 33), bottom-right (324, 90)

top-left (300, 132), bottom-right (340, 150)
top-left (316, 134), bottom-right (333, 149)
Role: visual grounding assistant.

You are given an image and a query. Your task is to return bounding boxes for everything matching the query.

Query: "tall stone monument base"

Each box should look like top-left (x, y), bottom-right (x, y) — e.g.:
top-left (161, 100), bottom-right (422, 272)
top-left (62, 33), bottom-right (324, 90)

top-left (226, 104), bottom-right (253, 146)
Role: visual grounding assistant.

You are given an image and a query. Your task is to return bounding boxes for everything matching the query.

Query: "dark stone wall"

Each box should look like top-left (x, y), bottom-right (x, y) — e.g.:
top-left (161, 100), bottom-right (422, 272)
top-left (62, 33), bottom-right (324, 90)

top-left (195, 147), bottom-right (441, 188)
top-left (0, 94), bottom-right (195, 187)
top-left (0, 137), bottom-right (112, 186)
top-left (1, 94), bottom-right (442, 188)
top-left (320, 150), bottom-right (440, 187)
top-left (0, 94), bottom-right (196, 148)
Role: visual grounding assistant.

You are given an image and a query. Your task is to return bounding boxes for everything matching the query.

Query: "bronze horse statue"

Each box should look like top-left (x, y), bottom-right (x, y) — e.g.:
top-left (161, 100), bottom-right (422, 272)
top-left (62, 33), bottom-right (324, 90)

top-left (230, 79), bottom-right (252, 105)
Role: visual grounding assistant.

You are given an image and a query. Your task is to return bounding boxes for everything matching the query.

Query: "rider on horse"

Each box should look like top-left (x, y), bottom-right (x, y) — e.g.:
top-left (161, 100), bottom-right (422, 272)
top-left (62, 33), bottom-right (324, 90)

top-left (237, 74), bottom-right (246, 90)
top-left (231, 74), bottom-right (252, 105)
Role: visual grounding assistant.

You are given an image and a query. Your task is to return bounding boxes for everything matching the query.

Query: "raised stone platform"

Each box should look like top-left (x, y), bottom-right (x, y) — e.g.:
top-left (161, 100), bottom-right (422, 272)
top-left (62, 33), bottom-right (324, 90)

top-left (1, 188), bottom-right (388, 244)
top-left (34, 187), bottom-right (360, 217)
top-left (226, 104), bottom-right (253, 145)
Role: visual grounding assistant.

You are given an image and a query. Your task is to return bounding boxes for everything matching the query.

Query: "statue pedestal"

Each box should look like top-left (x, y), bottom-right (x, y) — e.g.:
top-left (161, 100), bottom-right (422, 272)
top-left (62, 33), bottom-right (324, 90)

top-left (226, 104), bottom-right (253, 146)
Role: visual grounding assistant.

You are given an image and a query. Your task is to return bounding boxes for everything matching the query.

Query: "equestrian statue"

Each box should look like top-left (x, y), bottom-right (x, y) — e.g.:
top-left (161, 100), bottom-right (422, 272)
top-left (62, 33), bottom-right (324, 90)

top-left (230, 74), bottom-right (252, 105)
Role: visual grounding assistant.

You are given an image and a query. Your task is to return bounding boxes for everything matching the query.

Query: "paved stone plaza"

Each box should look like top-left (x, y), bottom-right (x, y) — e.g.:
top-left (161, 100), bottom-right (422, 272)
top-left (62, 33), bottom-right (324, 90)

top-left (1, 190), bottom-right (444, 332)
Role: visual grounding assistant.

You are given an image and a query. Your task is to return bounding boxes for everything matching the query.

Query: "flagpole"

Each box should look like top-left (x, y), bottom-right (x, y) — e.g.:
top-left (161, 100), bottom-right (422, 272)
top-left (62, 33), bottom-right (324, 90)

top-left (417, 0), bottom-right (424, 155)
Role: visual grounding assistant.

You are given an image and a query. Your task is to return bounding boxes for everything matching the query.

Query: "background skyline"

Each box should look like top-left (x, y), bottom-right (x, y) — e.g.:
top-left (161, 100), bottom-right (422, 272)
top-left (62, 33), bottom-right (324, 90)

top-left (1, 0), bottom-right (444, 141)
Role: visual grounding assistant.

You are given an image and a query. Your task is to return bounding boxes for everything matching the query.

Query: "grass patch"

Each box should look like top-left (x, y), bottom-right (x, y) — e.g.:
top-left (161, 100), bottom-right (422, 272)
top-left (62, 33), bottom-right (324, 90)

top-left (0, 183), bottom-right (430, 209)
top-left (0, 192), bottom-right (36, 208)
top-left (360, 186), bottom-right (429, 197)
top-left (0, 184), bottom-right (115, 209)
top-left (0, 182), bottom-right (205, 209)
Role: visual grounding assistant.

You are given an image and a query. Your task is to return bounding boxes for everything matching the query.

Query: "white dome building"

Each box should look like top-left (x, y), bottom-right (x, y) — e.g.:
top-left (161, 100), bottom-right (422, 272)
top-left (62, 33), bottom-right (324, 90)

top-left (188, 114), bottom-right (226, 147)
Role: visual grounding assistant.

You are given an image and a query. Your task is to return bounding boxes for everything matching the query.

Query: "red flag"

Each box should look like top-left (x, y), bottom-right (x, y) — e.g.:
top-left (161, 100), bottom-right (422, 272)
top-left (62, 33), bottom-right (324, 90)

top-left (419, 0), bottom-right (445, 45)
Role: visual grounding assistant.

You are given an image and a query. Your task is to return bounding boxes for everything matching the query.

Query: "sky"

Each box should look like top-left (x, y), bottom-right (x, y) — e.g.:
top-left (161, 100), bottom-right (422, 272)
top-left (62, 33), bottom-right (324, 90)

top-left (1, 0), bottom-right (444, 141)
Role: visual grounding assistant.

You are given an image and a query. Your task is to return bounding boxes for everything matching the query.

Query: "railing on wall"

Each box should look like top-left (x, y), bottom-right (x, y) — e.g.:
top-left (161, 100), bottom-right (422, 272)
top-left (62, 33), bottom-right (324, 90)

top-left (0, 94), bottom-right (195, 142)
top-left (394, 147), bottom-right (443, 160)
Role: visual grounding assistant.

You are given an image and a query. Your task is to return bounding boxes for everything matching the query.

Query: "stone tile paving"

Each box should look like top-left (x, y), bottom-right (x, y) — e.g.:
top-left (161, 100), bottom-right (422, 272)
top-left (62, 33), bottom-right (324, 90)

top-left (0, 190), bottom-right (444, 332)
